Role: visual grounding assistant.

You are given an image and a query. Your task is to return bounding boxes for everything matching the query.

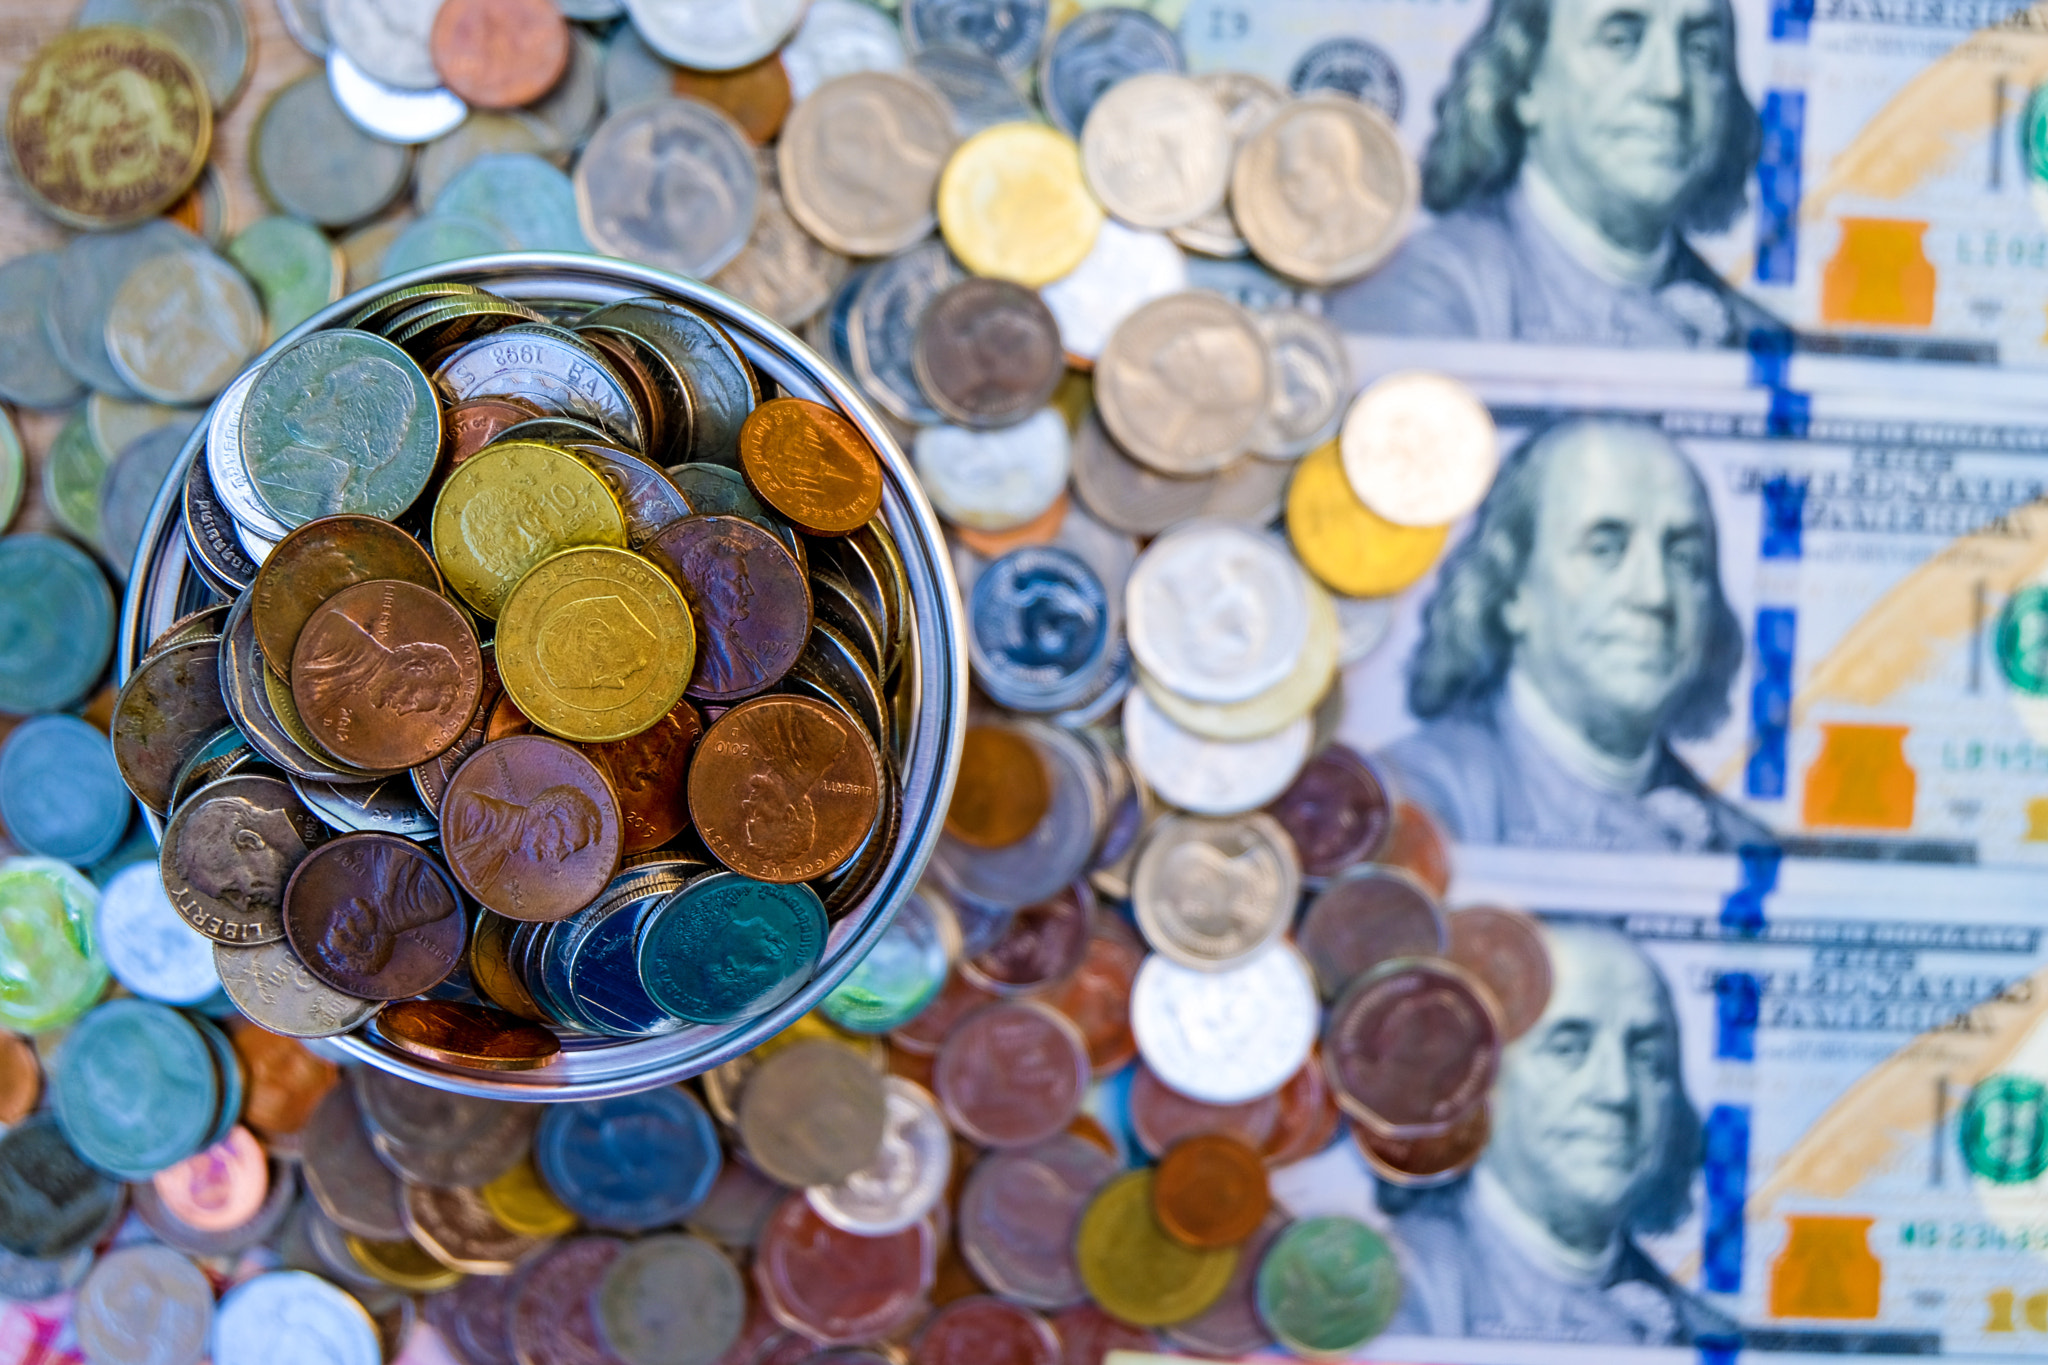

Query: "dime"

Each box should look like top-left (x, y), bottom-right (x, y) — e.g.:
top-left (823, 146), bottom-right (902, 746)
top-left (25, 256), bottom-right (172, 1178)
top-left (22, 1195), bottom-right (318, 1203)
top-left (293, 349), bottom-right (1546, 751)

top-left (807, 1077), bottom-right (953, 1237)
top-left (253, 516), bottom-right (442, 680)
top-left (281, 832), bottom-right (466, 1000)
top-left (738, 1039), bottom-right (888, 1186)
top-left (442, 734), bottom-right (622, 921)
top-left (1153, 1133), bottom-right (1268, 1249)
top-left (1074, 1171), bottom-right (1236, 1327)
top-left (1266, 743), bottom-right (1392, 878)
top-left (673, 57), bottom-right (794, 142)
top-left (1353, 1102), bottom-right (1490, 1188)
top-left (934, 1000), bottom-right (1089, 1148)
top-left (1446, 905), bottom-right (1553, 1041)
top-left (436, 328), bottom-right (644, 448)
top-left (327, 49), bottom-right (468, 145)
top-left (53, 999), bottom-right (218, 1179)
top-left (0, 1115), bottom-right (122, 1259)
top-left (1254, 1218), bottom-right (1401, 1356)
top-left (957, 1133), bottom-right (1116, 1308)
top-left (937, 124), bottom-right (1103, 287)
top-left (1325, 957), bottom-right (1500, 1138)
top-left (1130, 943), bottom-right (1317, 1105)
top-left (0, 253), bottom-right (84, 408)
top-left (646, 515), bottom-right (811, 700)
top-left (1234, 94), bottom-right (1416, 285)
top-left (946, 726), bottom-right (1049, 849)
top-left (431, 442), bottom-right (628, 618)
top-left (326, 0), bottom-right (445, 89)
top-left (213, 1272), bottom-right (380, 1365)
top-left (779, 73), bottom-right (957, 257)
top-left (821, 884), bottom-right (957, 1034)
top-left (915, 1298), bottom-right (1060, 1365)
top-left (76, 1243), bottom-right (213, 1365)
top-left (430, 0), bottom-right (569, 109)
top-left (1297, 866), bottom-right (1445, 1000)
top-left (111, 636), bottom-right (232, 814)
top-left (536, 1090), bottom-right (721, 1230)
top-left (1096, 292), bottom-right (1269, 476)
top-left (1080, 74), bottom-right (1229, 230)
top-left (291, 579), bottom-right (483, 771)
top-left (229, 217), bottom-right (348, 337)
top-left (738, 398), bottom-right (883, 537)
top-left (914, 280), bottom-right (1063, 430)
top-left (0, 716), bottom-right (131, 866)
top-left (105, 248), bottom-right (262, 406)
top-left (625, 0), bottom-right (807, 69)
top-left (578, 99), bottom-right (760, 279)
top-left (6, 27), bottom-right (211, 230)
top-left (755, 1195), bottom-right (934, 1345)
top-left (96, 863), bottom-right (216, 1006)
top-left (1132, 813), bottom-right (1300, 971)
top-left (1287, 437), bottom-right (1449, 596)
top-left (1339, 371), bottom-right (1499, 527)
top-left (152, 1127), bottom-right (268, 1233)
top-left (595, 1234), bottom-right (746, 1365)
top-left (253, 74), bottom-right (412, 228)
top-left (689, 694), bottom-right (883, 882)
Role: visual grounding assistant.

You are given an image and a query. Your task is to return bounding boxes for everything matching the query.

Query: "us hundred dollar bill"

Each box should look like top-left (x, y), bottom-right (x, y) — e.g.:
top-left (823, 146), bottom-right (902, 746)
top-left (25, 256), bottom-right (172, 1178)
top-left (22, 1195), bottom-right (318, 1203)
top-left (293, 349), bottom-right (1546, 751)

top-left (1180, 0), bottom-right (2048, 367)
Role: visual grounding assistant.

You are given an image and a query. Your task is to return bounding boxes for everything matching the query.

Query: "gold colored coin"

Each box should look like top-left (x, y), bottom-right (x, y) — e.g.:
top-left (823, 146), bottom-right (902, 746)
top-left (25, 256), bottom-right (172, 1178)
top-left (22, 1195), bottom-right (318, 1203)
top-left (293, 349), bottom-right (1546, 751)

top-left (938, 124), bottom-right (1103, 287)
top-left (482, 1157), bottom-right (579, 1237)
top-left (1287, 439), bottom-right (1450, 597)
top-left (430, 441), bottom-right (628, 618)
top-left (1075, 1170), bottom-right (1238, 1326)
top-left (5, 27), bottom-right (212, 230)
top-left (344, 1234), bottom-right (463, 1292)
top-left (496, 545), bottom-right (694, 743)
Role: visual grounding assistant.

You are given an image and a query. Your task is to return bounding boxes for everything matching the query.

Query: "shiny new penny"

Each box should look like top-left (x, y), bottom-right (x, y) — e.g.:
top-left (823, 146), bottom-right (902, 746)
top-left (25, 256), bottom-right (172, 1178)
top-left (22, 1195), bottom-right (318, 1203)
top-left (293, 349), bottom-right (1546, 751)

top-left (282, 833), bottom-right (468, 1000)
top-left (945, 725), bottom-right (1049, 849)
top-left (962, 884), bottom-right (1092, 998)
top-left (152, 1126), bottom-right (268, 1232)
top-left (1296, 866), bottom-right (1447, 1000)
top-left (377, 998), bottom-right (562, 1072)
top-left (914, 1297), bottom-right (1060, 1365)
top-left (934, 1002), bottom-right (1089, 1149)
top-left (1265, 743), bottom-right (1392, 879)
top-left (253, 516), bottom-right (443, 682)
top-left (442, 734), bottom-right (623, 921)
top-left (291, 579), bottom-right (483, 771)
top-left (1351, 1103), bottom-right (1491, 1188)
top-left (445, 397), bottom-right (539, 465)
top-left (1154, 1134), bottom-right (1269, 1248)
top-left (1325, 958), bottom-right (1501, 1139)
top-left (1048, 919), bottom-right (1143, 1076)
top-left (161, 774), bottom-right (327, 944)
top-left (1129, 1063), bottom-right (1279, 1159)
top-left (1382, 800), bottom-right (1452, 898)
top-left (578, 697), bottom-right (704, 854)
top-left (229, 1020), bottom-right (337, 1137)
top-left (1446, 905), bottom-right (1553, 1041)
top-left (737, 399), bottom-right (883, 537)
top-left (913, 280), bottom-right (1064, 430)
top-left (646, 515), bottom-right (812, 701)
top-left (689, 694), bottom-right (883, 883)
top-left (755, 1195), bottom-right (935, 1346)
top-left (430, 0), bottom-right (570, 109)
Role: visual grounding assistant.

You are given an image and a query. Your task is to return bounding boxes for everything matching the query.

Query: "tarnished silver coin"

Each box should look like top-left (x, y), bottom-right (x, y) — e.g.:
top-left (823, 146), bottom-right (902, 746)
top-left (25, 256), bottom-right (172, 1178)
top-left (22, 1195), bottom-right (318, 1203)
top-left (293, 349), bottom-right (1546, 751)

top-left (848, 239), bottom-right (963, 426)
top-left (913, 278), bottom-right (1062, 430)
top-left (100, 426), bottom-right (189, 577)
top-left (1095, 291), bottom-right (1269, 476)
top-left (161, 773), bottom-right (327, 945)
top-left (77, 0), bottom-right (251, 108)
top-left (806, 1077), bottom-right (952, 1236)
top-left (1080, 73), bottom-right (1230, 230)
top-left (48, 221), bottom-right (202, 400)
top-left (327, 48), bottom-right (467, 145)
top-left (1132, 812), bottom-right (1301, 971)
top-left (1069, 412), bottom-right (1287, 538)
top-left (0, 253), bottom-right (85, 409)
top-left (1248, 307), bottom-right (1350, 459)
top-left (623, 0), bottom-right (808, 70)
top-left (212, 939), bottom-right (382, 1039)
top-left (779, 72), bottom-right (956, 258)
top-left (594, 1234), bottom-right (746, 1365)
top-left (252, 74), bottom-right (413, 229)
top-left (1171, 72), bottom-right (1285, 258)
top-left (435, 326), bottom-right (643, 448)
top-left (105, 250), bottom-right (264, 406)
top-left (577, 99), bottom-right (760, 280)
top-left (901, 0), bottom-right (1048, 76)
top-left (76, 1243), bottom-right (214, 1365)
top-left (1231, 94), bottom-right (1418, 286)
top-left (323, 0), bottom-right (446, 89)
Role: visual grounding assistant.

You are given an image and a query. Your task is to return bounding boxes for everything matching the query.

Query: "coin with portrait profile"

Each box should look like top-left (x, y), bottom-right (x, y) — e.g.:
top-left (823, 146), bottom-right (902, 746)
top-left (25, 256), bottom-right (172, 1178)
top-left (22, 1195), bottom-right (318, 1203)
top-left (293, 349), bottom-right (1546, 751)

top-left (430, 440), bottom-right (629, 619)
top-left (577, 99), bottom-right (760, 280)
top-left (291, 579), bottom-right (483, 771)
top-left (441, 734), bottom-right (623, 922)
top-left (688, 695), bottom-right (883, 883)
top-left (636, 873), bottom-right (827, 1026)
top-left (1080, 73), bottom-right (1230, 231)
top-left (253, 515), bottom-right (443, 683)
top-left (577, 697), bottom-right (704, 854)
top-left (1232, 94), bottom-right (1417, 286)
top-left (281, 832), bottom-right (467, 1001)
top-left (646, 515), bottom-right (812, 702)
top-left (779, 72), bottom-right (957, 258)
top-left (161, 774), bottom-right (328, 945)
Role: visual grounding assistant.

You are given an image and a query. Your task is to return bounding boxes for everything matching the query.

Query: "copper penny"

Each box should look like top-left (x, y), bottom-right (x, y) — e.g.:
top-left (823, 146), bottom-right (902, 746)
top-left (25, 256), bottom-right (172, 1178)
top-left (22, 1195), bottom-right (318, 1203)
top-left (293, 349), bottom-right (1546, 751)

top-left (430, 0), bottom-right (571, 109)
top-left (1153, 1134), bottom-right (1269, 1249)
top-left (951, 492), bottom-right (1069, 560)
top-left (737, 399), bottom-right (883, 537)
top-left (0, 1033), bottom-right (39, 1125)
top-left (1381, 800), bottom-right (1451, 898)
top-left (1265, 743), bottom-right (1392, 879)
top-left (889, 972), bottom-right (997, 1057)
top-left (487, 690), bottom-right (534, 742)
top-left (934, 1001), bottom-right (1089, 1149)
top-left (945, 726), bottom-right (1049, 849)
top-left (445, 398), bottom-right (540, 466)
top-left (1053, 1304), bottom-right (1159, 1365)
top-left (1324, 957), bottom-right (1501, 1139)
top-left (1047, 917), bottom-right (1142, 1077)
top-left (510, 1237), bottom-right (627, 1363)
top-left (376, 999), bottom-right (562, 1072)
top-left (229, 1019), bottom-right (337, 1137)
top-left (1296, 865), bottom-right (1446, 999)
top-left (671, 56), bottom-right (793, 143)
top-left (254, 516), bottom-right (444, 684)
top-left (110, 636), bottom-right (233, 813)
top-left (442, 734), bottom-right (622, 921)
top-left (291, 579), bottom-right (483, 771)
top-left (646, 515), bottom-right (811, 701)
top-left (957, 1134), bottom-right (1118, 1310)
top-left (152, 1126), bottom-right (268, 1233)
top-left (913, 1296), bottom-right (1060, 1365)
top-left (578, 697), bottom-right (704, 854)
top-left (961, 883), bottom-right (1092, 997)
top-left (1261, 1052), bottom-right (1341, 1166)
top-left (1446, 904), bottom-right (1553, 1042)
top-left (1129, 1063), bottom-right (1279, 1159)
top-left (282, 832), bottom-right (468, 1000)
top-left (1351, 1102), bottom-right (1491, 1187)
top-left (755, 1194), bottom-right (935, 1345)
top-left (412, 645), bottom-right (504, 816)
top-left (688, 694), bottom-right (883, 883)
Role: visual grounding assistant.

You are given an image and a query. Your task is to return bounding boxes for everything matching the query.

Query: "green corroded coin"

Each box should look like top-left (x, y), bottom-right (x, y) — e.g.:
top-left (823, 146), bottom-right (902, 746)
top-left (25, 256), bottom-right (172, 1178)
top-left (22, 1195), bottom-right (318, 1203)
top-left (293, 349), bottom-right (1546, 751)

top-left (0, 409), bottom-right (20, 532)
top-left (239, 329), bottom-right (441, 527)
top-left (595, 1233), bottom-right (745, 1365)
top-left (0, 253), bottom-right (85, 410)
top-left (379, 214), bottom-right (513, 281)
top-left (820, 886), bottom-right (953, 1033)
top-left (45, 411), bottom-right (108, 549)
top-left (635, 873), bottom-right (827, 1026)
top-left (0, 858), bottom-right (110, 1034)
top-left (435, 154), bottom-right (591, 253)
top-left (0, 534), bottom-right (114, 715)
top-left (254, 74), bottom-right (413, 229)
top-left (53, 999), bottom-right (218, 1179)
top-left (1255, 1217), bottom-right (1401, 1358)
top-left (0, 717), bottom-right (131, 866)
top-left (414, 112), bottom-right (560, 211)
top-left (228, 217), bottom-right (345, 338)
top-left (1999, 586), bottom-right (2048, 695)
top-left (1962, 1074), bottom-right (2048, 1184)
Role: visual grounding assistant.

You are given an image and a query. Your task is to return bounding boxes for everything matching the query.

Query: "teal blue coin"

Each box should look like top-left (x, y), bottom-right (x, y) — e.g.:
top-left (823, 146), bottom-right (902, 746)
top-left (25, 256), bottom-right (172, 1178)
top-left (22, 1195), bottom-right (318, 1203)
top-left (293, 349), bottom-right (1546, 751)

top-left (435, 153), bottom-right (590, 252)
top-left (821, 887), bottom-right (953, 1034)
top-left (190, 1014), bottom-right (243, 1150)
top-left (52, 999), bottom-right (219, 1179)
top-left (635, 873), bottom-right (826, 1026)
top-left (379, 213), bottom-right (513, 280)
top-left (0, 717), bottom-right (132, 866)
top-left (1254, 1216), bottom-right (1401, 1358)
top-left (535, 1089), bottom-right (720, 1231)
top-left (1962, 1074), bottom-right (2048, 1184)
top-left (0, 535), bottom-right (113, 715)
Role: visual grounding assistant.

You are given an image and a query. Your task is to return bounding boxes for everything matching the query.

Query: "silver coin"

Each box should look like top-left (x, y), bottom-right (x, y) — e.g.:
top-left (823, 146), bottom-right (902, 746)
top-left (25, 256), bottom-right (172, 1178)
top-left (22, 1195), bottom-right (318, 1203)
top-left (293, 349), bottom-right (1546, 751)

top-left (911, 45), bottom-right (1032, 134)
top-left (557, 0), bottom-right (623, 16)
top-left (100, 425), bottom-right (189, 578)
top-left (599, 21), bottom-right (676, 113)
top-left (1131, 811), bottom-right (1300, 971)
top-left (328, 47), bottom-right (467, 144)
top-left (1121, 686), bottom-right (1310, 815)
top-left (577, 99), bottom-right (760, 279)
top-left (1332, 590), bottom-right (1396, 664)
top-left (957, 1133), bottom-right (1117, 1308)
top-left (97, 862), bottom-right (220, 1006)
top-left (1040, 219), bottom-right (1186, 363)
top-left (900, 0), bottom-right (1048, 77)
top-left (806, 1077), bottom-right (952, 1235)
top-left (1036, 5), bottom-right (1181, 137)
top-left (77, 1244), bottom-right (214, 1365)
top-left (1232, 94), bottom-right (1417, 286)
top-left (0, 253), bottom-right (85, 409)
top-left (914, 411), bottom-right (1069, 531)
top-left (624, 0), bottom-right (809, 71)
top-left (212, 1271), bottom-right (381, 1365)
top-left (778, 71), bottom-right (955, 257)
top-left (205, 370), bottom-right (289, 541)
top-left (253, 73), bottom-right (413, 229)
top-left (530, 27), bottom-right (605, 148)
top-left (1080, 72), bottom-right (1230, 230)
top-left (276, 0), bottom-right (331, 56)
top-left (933, 723), bottom-right (1103, 908)
top-left (322, 0), bottom-right (445, 89)
top-left (782, 0), bottom-right (907, 99)
top-left (1248, 306), bottom-right (1350, 459)
top-left (1095, 290), bottom-right (1270, 476)
top-left (594, 1235), bottom-right (746, 1365)
top-left (434, 326), bottom-right (644, 448)
top-left (1124, 518), bottom-right (1309, 703)
top-left (711, 149), bottom-right (853, 329)
top-left (847, 239), bottom-right (963, 425)
top-left (78, 0), bottom-right (250, 108)
top-left (1069, 411), bottom-right (1286, 538)
top-left (1129, 941), bottom-right (1318, 1104)
top-left (290, 773), bottom-right (438, 839)
top-left (104, 250), bottom-right (264, 407)
top-left (48, 222), bottom-right (204, 400)
top-left (414, 112), bottom-right (560, 212)
top-left (213, 939), bottom-right (382, 1039)
top-left (1171, 71), bottom-right (1285, 259)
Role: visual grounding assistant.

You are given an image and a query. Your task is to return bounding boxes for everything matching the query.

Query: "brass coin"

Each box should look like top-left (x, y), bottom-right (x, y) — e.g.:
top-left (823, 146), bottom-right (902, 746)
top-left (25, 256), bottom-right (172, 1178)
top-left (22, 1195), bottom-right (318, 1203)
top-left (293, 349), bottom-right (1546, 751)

top-left (253, 516), bottom-right (444, 682)
top-left (688, 694), bottom-right (884, 884)
top-left (1075, 1170), bottom-right (1237, 1327)
top-left (291, 580), bottom-right (484, 771)
top-left (737, 398), bottom-right (883, 537)
top-left (945, 726), bottom-right (1049, 849)
top-left (1287, 439), bottom-right (1449, 598)
top-left (431, 440), bottom-right (629, 618)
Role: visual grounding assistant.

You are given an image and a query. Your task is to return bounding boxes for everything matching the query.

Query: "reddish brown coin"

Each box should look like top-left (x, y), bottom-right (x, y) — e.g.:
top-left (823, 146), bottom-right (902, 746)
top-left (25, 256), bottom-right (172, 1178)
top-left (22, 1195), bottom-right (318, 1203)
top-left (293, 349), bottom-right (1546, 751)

top-left (229, 1020), bottom-right (337, 1137)
top-left (646, 515), bottom-right (812, 701)
top-left (412, 645), bottom-right (504, 816)
top-left (934, 1002), bottom-right (1090, 1149)
top-left (913, 1296), bottom-right (1059, 1365)
top-left (152, 1126), bottom-right (268, 1232)
top-left (1296, 865), bottom-right (1446, 999)
top-left (1053, 1304), bottom-right (1160, 1365)
top-left (1153, 1134), bottom-right (1269, 1249)
top-left (577, 697), bottom-right (704, 854)
top-left (1351, 1102), bottom-right (1491, 1187)
top-left (671, 56), bottom-right (792, 142)
top-left (1261, 1052), bottom-right (1341, 1166)
top-left (1266, 743), bottom-right (1392, 878)
top-left (375, 999), bottom-right (562, 1072)
top-left (738, 398), bottom-right (884, 537)
top-left (889, 972), bottom-right (997, 1057)
top-left (957, 1134), bottom-right (1119, 1309)
top-left (1046, 918), bottom-right (1142, 1076)
top-left (291, 578), bottom-right (483, 771)
top-left (951, 493), bottom-right (1068, 560)
top-left (1129, 1063), bottom-right (1279, 1159)
top-left (1325, 957), bottom-right (1501, 1139)
top-left (0, 1032), bottom-right (40, 1125)
top-left (430, 0), bottom-right (571, 109)
top-left (446, 398), bottom-right (540, 465)
top-left (1381, 800), bottom-right (1451, 898)
top-left (961, 883), bottom-right (1092, 997)
top-left (441, 734), bottom-right (623, 922)
top-left (755, 1195), bottom-right (935, 1345)
top-left (282, 832), bottom-right (468, 1000)
top-left (510, 1238), bottom-right (626, 1362)
top-left (1446, 905), bottom-right (1553, 1041)
top-left (945, 726), bottom-right (1050, 849)
top-left (254, 516), bottom-right (444, 684)
top-left (688, 694), bottom-right (883, 883)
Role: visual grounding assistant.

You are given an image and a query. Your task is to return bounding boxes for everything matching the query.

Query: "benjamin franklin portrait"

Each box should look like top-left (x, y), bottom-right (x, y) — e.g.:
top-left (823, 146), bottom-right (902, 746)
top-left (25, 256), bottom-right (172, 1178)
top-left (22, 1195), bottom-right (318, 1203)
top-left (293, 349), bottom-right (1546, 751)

top-left (1378, 418), bottom-right (1767, 853)
top-left (1331, 0), bottom-right (1780, 348)
top-left (1388, 923), bottom-right (1732, 1344)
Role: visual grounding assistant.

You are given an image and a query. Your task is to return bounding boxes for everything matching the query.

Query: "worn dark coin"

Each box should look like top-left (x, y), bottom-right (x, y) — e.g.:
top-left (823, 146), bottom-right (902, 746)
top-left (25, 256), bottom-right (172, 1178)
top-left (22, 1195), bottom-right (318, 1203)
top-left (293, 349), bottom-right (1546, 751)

top-left (282, 833), bottom-right (467, 1000)
top-left (1295, 866), bottom-right (1446, 1000)
top-left (0, 1116), bottom-right (122, 1260)
top-left (111, 636), bottom-right (232, 814)
top-left (253, 516), bottom-right (443, 682)
top-left (688, 695), bottom-right (883, 883)
top-left (425, 1275), bottom-right (519, 1365)
top-left (1324, 958), bottom-right (1500, 1140)
top-left (1445, 906), bottom-right (1552, 1042)
top-left (509, 1238), bottom-right (627, 1365)
top-left (442, 734), bottom-right (623, 922)
top-left (161, 774), bottom-right (327, 944)
top-left (961, 883), bottom-right (1092, 997)
top-left (404, 1181), bottom-right (548, 1276)
top-left (957, 1133), bottom-right (1118, 1310)
top-left (646, 515), bottom-right (811, 701)
top-left (1265, 744), bottom-right (1392, 879)
top-left (291, 579), bottom-right (484, 771)
top-left (353, 1069), bottom-right (539, 1188)
top-left (754, 1194), bottom-right (934, 1346)
top-left (934, 1001), bottom-right (1089, 1149)
top-left (536, 1090), bottom-right (722, 1231)
top-left (298, 1083), bottom-right (406, 1242)
top-left (913, 279), bottom-right (1064, 430)
top-left (595, 1233), bottom-right (746, 1365)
